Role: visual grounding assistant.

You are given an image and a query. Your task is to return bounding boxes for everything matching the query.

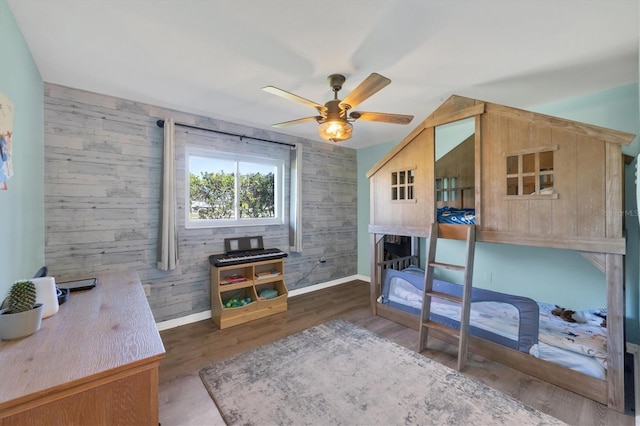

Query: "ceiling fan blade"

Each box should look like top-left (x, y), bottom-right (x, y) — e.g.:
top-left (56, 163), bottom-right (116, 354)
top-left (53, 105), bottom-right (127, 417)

top-left (339, 73), bottom-right (391, 110)
top-left (262, 86), bottom-right (326, 112)
top-left (271, 116), bottom-right (321, 128)
top-left (350, 111), bottom-right (414, 125)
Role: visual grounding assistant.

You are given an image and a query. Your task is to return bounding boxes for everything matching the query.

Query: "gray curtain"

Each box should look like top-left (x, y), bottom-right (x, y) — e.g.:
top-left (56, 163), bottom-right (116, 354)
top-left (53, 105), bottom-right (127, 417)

top-left (157, 118), bottom-right (178, 271)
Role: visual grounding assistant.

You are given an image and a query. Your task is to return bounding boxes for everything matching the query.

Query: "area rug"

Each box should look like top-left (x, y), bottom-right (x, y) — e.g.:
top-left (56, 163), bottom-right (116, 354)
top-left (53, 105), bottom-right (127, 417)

top-left (199, 319), bottom-right (565, 425)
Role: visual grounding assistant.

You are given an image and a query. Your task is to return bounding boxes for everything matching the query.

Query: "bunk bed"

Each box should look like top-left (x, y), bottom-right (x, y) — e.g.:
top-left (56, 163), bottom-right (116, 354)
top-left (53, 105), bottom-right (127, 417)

top-left (366, 95), bottom-right (636, 412)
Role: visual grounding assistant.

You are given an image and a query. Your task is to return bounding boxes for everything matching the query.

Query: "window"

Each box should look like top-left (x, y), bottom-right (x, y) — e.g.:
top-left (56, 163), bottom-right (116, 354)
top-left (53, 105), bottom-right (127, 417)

top-left (506, 147), bottom-right (557, 198)
top-left (436, 176), bottom-right (457, 202)
top-left (391, 169), bottom-right (415, 201)
top-left (186, 147), bottom-right (284, 228)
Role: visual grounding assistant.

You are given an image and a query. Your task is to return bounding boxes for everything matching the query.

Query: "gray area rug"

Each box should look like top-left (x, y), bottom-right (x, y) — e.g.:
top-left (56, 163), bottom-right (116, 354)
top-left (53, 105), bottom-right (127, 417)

top-left (199, 319), bottom-right (565, 425)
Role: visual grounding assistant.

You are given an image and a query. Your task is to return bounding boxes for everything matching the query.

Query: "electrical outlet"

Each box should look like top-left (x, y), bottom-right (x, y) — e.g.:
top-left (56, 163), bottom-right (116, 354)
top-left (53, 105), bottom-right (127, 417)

top-left (319, 256), bottom-right (326, 263)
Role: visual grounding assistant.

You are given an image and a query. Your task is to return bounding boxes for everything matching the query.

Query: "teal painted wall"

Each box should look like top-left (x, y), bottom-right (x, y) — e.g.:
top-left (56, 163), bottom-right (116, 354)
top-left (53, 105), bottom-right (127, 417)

top-left (357, 140), bottom-right (396, 276)
top-left (529, 83), bottom-right (639, 155)
top-left (357, 84), bottom-right (640, 340)
top-left (0, 0), bottom-right (45, 296)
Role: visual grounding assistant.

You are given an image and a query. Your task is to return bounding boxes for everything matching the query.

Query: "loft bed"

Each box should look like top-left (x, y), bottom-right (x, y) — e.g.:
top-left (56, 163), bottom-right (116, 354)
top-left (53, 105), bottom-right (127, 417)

top-left (366, 95), bottom-right (636, 412)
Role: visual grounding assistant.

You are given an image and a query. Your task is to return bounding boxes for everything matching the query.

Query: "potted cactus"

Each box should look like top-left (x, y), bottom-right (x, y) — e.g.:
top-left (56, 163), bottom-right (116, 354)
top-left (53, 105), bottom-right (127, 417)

top-left (0, 280), bottom-right (44, 340)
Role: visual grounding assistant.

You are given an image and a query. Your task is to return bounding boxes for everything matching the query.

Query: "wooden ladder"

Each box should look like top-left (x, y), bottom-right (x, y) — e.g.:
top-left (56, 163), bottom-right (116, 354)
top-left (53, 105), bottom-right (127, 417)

top-left (418, 223), bottom-right (476, 371)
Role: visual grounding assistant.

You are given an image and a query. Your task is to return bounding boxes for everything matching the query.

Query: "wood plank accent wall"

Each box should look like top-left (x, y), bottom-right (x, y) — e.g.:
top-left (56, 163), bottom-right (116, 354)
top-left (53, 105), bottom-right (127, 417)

top-left (43, 84), bottom-right (357, 323)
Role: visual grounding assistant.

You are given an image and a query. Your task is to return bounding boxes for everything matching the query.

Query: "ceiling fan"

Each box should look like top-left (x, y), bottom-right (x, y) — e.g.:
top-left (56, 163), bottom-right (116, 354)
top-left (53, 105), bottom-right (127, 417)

top-left (262, 73), bottom-right (414, 142)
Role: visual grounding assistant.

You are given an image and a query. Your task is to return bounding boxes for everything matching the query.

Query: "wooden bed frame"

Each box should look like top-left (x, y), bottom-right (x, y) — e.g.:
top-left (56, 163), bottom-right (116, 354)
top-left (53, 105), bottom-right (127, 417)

top-left (366, 95), bottom-right (636, 412)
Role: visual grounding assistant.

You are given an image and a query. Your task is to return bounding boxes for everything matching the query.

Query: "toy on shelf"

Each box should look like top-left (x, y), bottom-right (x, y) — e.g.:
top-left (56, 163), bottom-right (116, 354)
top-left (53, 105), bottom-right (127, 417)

top-left (223, 297), bottom-right (253, 308)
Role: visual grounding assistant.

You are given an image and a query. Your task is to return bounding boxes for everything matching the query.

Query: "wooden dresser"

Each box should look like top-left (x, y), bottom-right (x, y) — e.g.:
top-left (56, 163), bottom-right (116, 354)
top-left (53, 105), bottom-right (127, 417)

top-left (0, 270), bottom-right (165, 425)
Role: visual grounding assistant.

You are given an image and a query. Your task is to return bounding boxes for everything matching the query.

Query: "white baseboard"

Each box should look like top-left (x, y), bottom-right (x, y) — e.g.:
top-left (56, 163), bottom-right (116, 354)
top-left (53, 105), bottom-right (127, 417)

top-left (288, 274), bottom-right (369, 297)
top-left (155, 274), bottom-right (370, 332)
top-left (156, 310), bottom-right (212, 331)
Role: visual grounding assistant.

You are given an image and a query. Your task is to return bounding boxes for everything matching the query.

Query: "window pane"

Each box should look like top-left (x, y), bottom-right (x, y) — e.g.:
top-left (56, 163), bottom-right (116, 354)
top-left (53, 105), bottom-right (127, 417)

top-left (392, 187), bottom-right (398, 200)
top-left (391, 172), bottom-right (397, 185)
top-left (506, 156), bottom-right (518, 174)
top-left (399, 171), bottom-right (406, 184)
top-left (507, 177), bottom-right (518, 195)
top-left (523, 153), bottom-right (535, 173)
top-left (408, 185), bottom-right (414, 200)
top-left (523, 175), bottom-right (535, 195)
top-left (399, 187), bottom-right (405, 199)
top-left (408, 169), bottom-right (414, 184)
top-left (540, 151), bottom-right (553, 171)
top-left (238, 162), bottom-right (275, 218)
top-left (189, 156), bottom-right (235, 219)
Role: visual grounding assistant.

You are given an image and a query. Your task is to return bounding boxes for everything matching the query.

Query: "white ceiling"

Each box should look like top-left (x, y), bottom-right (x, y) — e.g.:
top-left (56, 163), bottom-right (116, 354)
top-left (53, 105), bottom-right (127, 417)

top-left (7, 0), bottom-right (639, 149)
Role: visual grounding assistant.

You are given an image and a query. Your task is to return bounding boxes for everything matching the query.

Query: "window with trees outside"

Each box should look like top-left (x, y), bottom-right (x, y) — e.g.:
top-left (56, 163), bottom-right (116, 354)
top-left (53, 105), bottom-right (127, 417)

top-left (186, 148), bottom-right (284, 228)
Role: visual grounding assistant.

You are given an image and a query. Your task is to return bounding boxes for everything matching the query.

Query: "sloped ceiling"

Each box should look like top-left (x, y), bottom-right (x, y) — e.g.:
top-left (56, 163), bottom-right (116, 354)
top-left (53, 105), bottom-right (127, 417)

top-left (7, 0), bottom-right (639, 149)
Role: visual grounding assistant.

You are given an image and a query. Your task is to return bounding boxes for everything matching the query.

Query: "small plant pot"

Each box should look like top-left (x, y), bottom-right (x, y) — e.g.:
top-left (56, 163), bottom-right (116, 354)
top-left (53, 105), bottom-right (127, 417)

top-left (0, 304), bottom-right (44, 340)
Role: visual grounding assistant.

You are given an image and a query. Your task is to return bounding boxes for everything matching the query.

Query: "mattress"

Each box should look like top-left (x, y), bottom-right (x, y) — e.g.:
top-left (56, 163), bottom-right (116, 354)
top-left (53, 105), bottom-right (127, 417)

top-left (382, 267), bottom-right (607, 379)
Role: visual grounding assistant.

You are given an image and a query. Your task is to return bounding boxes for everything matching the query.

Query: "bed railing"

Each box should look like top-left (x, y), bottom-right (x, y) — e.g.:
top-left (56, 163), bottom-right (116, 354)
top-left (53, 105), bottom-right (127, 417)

top-left (378, 255), bottom-right (419, 271)
top-left (375, 255), bottom-right (420, 304)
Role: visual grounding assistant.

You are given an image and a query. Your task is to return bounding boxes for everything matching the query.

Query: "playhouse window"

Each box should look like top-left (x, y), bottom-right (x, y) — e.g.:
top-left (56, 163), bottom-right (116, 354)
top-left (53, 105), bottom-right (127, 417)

top-left (391, 169), bottom-right (415, 202)
top-left (436, 176), bottom-right (457, 202)
top-left (505, 147), bottom-right (557, 199)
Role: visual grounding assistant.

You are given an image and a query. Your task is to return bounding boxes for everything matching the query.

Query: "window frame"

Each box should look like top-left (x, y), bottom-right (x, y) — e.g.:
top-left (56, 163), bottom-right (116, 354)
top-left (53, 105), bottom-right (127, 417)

top-left (390, 167), bottom-right (417, 203)
top-left (185, 146), bottom-right (285, 229)
top-left (504, 145), bottom-right (558, 200)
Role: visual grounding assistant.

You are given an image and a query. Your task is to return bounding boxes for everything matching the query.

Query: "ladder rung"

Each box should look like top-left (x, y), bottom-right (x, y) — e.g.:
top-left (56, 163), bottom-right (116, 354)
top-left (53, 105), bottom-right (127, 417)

top-left (428, 261), bottom-right (465, 271)
top-left (421, 320), bottom-right (460, 338)
top-left (425, 291), bottom-right (462, 304)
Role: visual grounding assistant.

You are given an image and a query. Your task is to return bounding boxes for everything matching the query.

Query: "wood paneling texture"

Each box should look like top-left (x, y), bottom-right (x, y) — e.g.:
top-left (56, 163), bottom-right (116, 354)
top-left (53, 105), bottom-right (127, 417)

top-left (43, 84), bottom-right (357, 323)
top-left (371, 127), bottom-right (434, 229)
top-left (480, 112), bottom-right (506, 231)
top-left (577, 137), bottom-right (605, 238)
top-left (480, 112), bottom-right (614, 242)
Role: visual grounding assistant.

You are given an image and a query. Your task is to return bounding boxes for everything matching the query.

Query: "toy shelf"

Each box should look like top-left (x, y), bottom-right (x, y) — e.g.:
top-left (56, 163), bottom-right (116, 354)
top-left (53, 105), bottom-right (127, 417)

top-left (211, 257), bottom-right (287, 329)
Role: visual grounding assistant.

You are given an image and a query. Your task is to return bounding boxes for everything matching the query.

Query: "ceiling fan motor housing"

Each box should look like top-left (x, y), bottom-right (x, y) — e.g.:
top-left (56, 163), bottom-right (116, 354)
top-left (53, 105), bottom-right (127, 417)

top-left (327, 74), bottom-right (346, 93)
top-left (323, 99), bottom-right (346, 120)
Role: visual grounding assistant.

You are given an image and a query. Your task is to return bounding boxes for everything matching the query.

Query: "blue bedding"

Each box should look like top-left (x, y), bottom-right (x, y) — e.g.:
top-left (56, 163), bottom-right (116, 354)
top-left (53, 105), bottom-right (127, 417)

top-left (437, 207), bottom-right (476, 224)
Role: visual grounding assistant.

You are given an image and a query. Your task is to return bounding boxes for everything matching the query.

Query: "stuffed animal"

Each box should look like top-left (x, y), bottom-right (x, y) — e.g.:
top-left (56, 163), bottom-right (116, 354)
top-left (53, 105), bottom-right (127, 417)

top-left (552, 305), bottom-right (607, 328)
top-left (552, 305), bottom-right (577, 323)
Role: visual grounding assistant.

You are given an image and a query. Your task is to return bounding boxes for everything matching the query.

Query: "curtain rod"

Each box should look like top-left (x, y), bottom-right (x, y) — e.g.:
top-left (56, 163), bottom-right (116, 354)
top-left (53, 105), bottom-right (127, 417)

top-left (156, 119), bottom-right (296, 148)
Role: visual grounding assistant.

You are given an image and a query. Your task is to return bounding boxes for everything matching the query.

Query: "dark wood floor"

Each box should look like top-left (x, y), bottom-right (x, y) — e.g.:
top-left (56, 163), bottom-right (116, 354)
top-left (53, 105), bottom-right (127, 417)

top-left (158, 280), bottom-right (633, 426)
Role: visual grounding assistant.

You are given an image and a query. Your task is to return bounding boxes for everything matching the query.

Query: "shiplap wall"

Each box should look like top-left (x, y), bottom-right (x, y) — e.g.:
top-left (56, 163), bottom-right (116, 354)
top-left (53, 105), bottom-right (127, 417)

top-left (43, 83), bottom-right (357, 322)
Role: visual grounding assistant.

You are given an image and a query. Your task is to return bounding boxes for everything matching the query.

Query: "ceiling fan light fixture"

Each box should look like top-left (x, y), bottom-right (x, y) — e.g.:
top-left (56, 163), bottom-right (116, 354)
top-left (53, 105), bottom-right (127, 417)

top-left (318, 119), bottom-right (352, 142)
top-left (265, 72), bottom-right (411, 142)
